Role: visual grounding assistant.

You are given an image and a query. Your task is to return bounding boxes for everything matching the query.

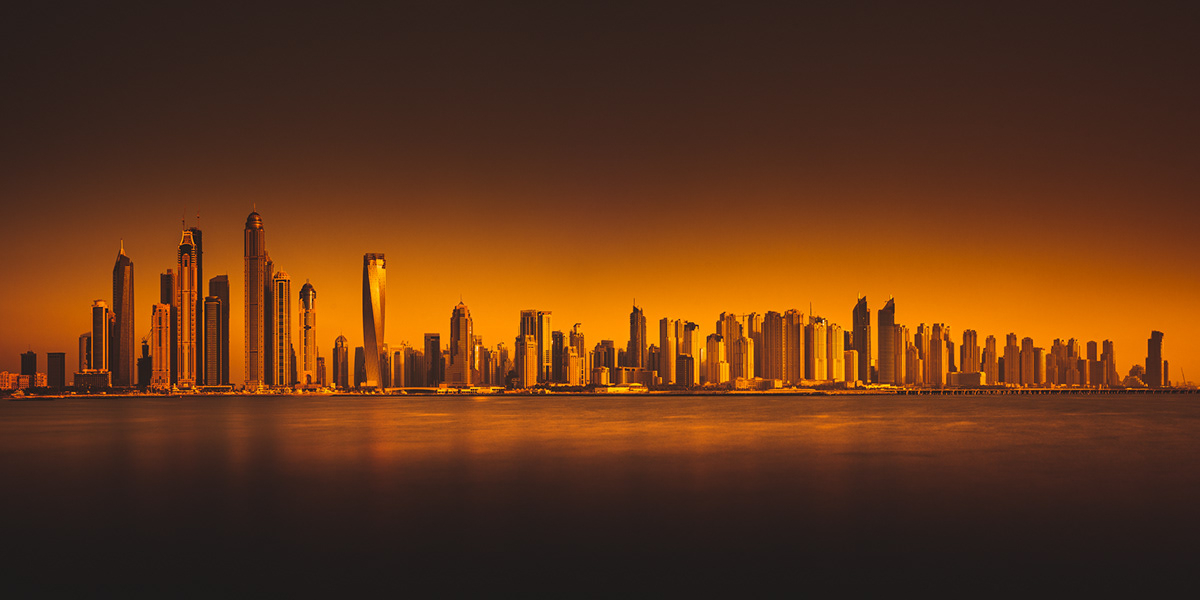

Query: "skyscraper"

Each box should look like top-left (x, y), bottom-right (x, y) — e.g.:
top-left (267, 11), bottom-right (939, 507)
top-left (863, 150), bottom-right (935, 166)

top-left (160, 269), bottom-right (177, 383)
top-left (111, 242), bottom-right (134, 387)
top-left (47, 352), bottom-right (66, 390)
top-left (91, 300), bottom-right (111, 372)
top-left (333, 335), bottom-right (349, 390)
top-left (449, 302), bottom-right (473, 386)
top-left (187, 226), bottom-right (204, 384)
top-left (852, 297), bottom-right (871, 383)
top-left (176, 229), bottom-right (199, 389)
top-left (203, 296), bottom-right (222, 386)
top-left (659, 318), bottom-right (678, 384)
top-left (705, 333), bottom-right (729, 385)
top-left (300, 282), bottom-right (317, 386)
top-left (805, 318), bottom-right (827, 381)
top-left (1146, 331), bottom-right (1164, 388)
top-left (78, 332), bottom-right (92, 372)
top-left (761, 311), bottom-right (784, 381)
top-left (784, 310), bottom-right (806, 384)
top-left (1003, 334), bottom-right (1020, 385)
top-left (424, 333), bottom-right (442, 385)
top-left (627, 304), bottom-right (646, 369)
top-left (244, 211), bottom-right (268, 391)
top-left (362, 253), bottom-right (386, 391)
top-left (984, 335), bottom-right (998, 386)
top-left (876, 299), bottom-right (896, 384)
top-left (151, 303), bottom-right (171, 390)
top-left (273, 270), bottom-right (292, 388)
top-left (21, 351), bottom-right (36, 377)
top-left (961, 330), bottom-right (980, 375)
top-left (208, 275), bottom-right (230, 385)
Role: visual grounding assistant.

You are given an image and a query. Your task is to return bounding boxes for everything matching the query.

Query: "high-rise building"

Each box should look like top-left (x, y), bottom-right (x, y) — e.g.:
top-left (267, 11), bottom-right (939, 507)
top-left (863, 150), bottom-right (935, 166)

top-left (517, 334), bottom-right (539, 388)
top-left (175, 229), bottom-right (199, 389)
top-left (316, 356), bottom-right (328, 388)
top-left (21, 351), bottom-right (36, 377)
top-left (263, 254), bottom-right (274, 386)
top-left (1146, 331), bottom-right (1164, 388)
top-left (569, 324), bottom-right (589, 386)
top-left (877, 299), bottom-right (896, 384)
top-left (852, 297), bottom-right (871, 384)
top-left (806, 318), bottom-right (827, 381)
top-left (705, 333), bottom-right (728, 385)
top-left (333, 335), bottom-right (349, 390)
top-left (984, 335), bottom-right (998, 386)
top-left (203, 296), bottom-right (222, 386)
top-left (1020, 337), bottom-right (1035, 386)
top-left (894, 324), bottom-right (909, 386)
top-left (362, 253), bottom-right (386, 391)
top-left (626, 305), bottom-right (646, 369)
top-left (208, 275), bottom-right (230, 385)
top-left (160, 269), bottom-right (177, 384)
top-left (424, 333), bottom-right (443, 385)
top-left (1003, 334), bottom-right (1020, 385)
top-left (244, 211), bottom-right (268, 391)
top-left (1101, 340), bottom-right (1118, 387)
top-left (659, 318), bottom-right (678, 384)
top-left (91, 301), bottom-right (111, 372)
top-left (151, 303), bottom-right (171, 390)
top-left (929, 323), bottom-right (948, 388)
top-left (845, 349), bottom-right (859, 383)
top-left (273, 271), bottom-right (292, 387)
top-left (187, 226), bottom-right (204, 383)
top-left (111, 242), bottom-right (134, 387)
top-left (518, 309), bottom-right (553, 382)
top-left (449, 302), bottom-right (473, 386)
top-left (827, 322), bottom-right (845, 382)
top-left (746, 313), bottom-right (763, 378)
top-left (731, 336), bottom-right (754, 382)
top-left (353, 346), bottom-right (366, 388)
top-left (78, 332), bottom-right (92, 372)
top-left (761, 311), bottom-right (785, 381)
top-left (551, 330), bottom-right (565, 383)
top-left (961, 330), bottom-right (980, 375)
top-left (300, 282), bottom-right (317, 386)
top-left (47, 352), bottom-right (66, 390)
top-left (784, 310), bottom-right (806, 384)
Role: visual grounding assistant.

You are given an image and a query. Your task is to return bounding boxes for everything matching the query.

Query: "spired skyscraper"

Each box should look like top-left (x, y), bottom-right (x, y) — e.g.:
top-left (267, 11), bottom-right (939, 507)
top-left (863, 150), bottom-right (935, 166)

top-left (448, 302), bottom-right (473, 386)
top-left (176, 228), bottom-right (200, 389)
top-left (626, 304), bottom-right (646, 369)
top-left (362, 253), bottom-right (386, 391)
top-left (244, 211), bottom-right (268, 391)
top-left (111, 241), bottom-right (134, 388)
top-left (299, 282), bottom-right (317, 386)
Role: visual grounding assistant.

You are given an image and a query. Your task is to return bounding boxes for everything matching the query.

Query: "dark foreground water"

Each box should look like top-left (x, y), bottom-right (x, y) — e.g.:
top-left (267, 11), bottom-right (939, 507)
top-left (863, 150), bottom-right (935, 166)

top-left (2, 394), bottom-right (1199, 595)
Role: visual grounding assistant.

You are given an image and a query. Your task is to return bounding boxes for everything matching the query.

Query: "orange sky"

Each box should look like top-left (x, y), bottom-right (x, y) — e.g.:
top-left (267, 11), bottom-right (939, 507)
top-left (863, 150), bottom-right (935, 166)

top-left (2, 3), bottom-right (1198, 381)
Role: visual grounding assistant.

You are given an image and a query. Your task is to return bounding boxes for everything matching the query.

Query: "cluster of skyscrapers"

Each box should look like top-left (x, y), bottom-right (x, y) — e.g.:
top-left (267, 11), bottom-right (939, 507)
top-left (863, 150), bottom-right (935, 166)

top-left (9, 209), bottom-right (1177, 394)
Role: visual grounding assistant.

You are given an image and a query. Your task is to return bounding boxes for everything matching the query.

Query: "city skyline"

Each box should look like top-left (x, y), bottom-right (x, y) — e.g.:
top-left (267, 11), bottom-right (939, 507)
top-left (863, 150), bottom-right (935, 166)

top-left (2, 4), bottom-right (1198, 384)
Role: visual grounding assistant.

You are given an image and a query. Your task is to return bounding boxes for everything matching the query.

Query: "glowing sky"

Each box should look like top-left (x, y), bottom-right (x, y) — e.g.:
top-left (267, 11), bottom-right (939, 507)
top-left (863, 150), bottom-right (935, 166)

top-left (2, 3), bottom-right (1197, 381)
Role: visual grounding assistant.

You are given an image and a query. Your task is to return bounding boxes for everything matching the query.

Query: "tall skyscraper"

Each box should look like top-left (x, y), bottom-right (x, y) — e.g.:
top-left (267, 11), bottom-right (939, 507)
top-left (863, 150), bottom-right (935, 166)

top-left (569, 324), bottom-right (589, 386)
top-left (627, 304), bottom-right (646, 369)
top-left (518, 309), bottom-right (552, 382)
top-left (160, 269), bottom-right (177, 383)
top-left (300, 282), bottom-right (317, 386)
top-left (91, 300), bottom-right (111, 372)
top-left (176, 229), bottom-right (199, 389)
top-left (761, 311), bottom-right (784, 381)
top-left (1003, 334), bottom-right (1020, 385)
top-left (984, 335), bottom-right (998, 385)
top-left (449, 302), bottom-right (473, 385)
top-left (1146, 331), bottom-right (1164, 388)
top-left (852, 297), bottom-right (871, 383)
top-left (187, 226), bottom-right (204, 383)
top-left (929, 323), bottom-right (948, 388)
top-left (805, 318), bottom-right (827, 381)
top-left (424, 333), bottom-right (442, 385)
top-left (362, 254), bottom-right (386, 391)
top-left (517, 334), bottom-right (539, 388)
top-left (273, 270), bottom-right (292, 387)
top-left (1020, 337), bottom-right (1035, 386)
top-left (208, 275), bottom-right (230, 385)
top-left (827, 322), bottom-right (845, 382)
top-left (78, 332), bottom-right (92, 372)
top-left (551, 330), bottom-right (565, 383)
top-left (244, 211), bottom-right (268, 391)
top-left (151, 303), bottom-right (171, 390)
top-left (705, 333), bottom-right (729, 385)
top-left (21, 351), bottom-right (36, 377)
top-left (1101, 340), bottom-right (1118, 387)
top-left (961, 330), bottom-right (980, 375)
top-left (333, 335), bottom-right (349, 390)
top-left (783, 310), bottom-right (806, 384)
top-left (203, 296), bottom-right (222, 386)
top-left (877, 299), bottom-right (896, 384)
top-left (659, 318), bottom-right (678, 384)
top-left (47, 352), bottom-right (66, 390)
top-left (746, 313), bottom-right (763, 378)
top-left (111, 242), bottom-right (134, 387)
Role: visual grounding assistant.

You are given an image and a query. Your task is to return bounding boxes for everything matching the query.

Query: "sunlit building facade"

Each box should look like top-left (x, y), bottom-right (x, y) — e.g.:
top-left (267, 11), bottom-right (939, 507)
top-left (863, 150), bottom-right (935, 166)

top-left (300, 282), bottom-right (317, 386)
top-left (361, 253), bottom-right (386, 391)
top-left (273, 271), bottom-right (292, 387)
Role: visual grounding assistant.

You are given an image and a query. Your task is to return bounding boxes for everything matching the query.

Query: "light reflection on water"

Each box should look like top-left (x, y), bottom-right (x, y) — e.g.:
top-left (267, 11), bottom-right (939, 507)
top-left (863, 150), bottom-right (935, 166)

top-left (2, 394), bottom-right (1198, 594)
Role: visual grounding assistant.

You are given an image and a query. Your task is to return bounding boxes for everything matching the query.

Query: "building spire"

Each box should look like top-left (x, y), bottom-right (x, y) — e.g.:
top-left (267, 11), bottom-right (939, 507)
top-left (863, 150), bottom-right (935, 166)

top-left (119, 239), bottom-right (124, 255)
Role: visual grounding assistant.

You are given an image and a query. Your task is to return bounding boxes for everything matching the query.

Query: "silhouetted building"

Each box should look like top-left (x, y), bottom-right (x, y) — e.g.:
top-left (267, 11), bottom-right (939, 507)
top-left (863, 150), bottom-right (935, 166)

top-left (111, 242), bottom-right (134, 387)
top-left (626, 305), bottom-right (646, 369)
top-left (852, 297), bottom-right (871, 384)
top-left (273, 271), bottom-right (292, 387)
top-left (151, 304), bottom-right (172, 390)
top-left (203, 296), bottom-right (223, 386)
top-left (244, 210), bottom-right (268, 391)
top-left (424, 333), bottom-right (443, 385)
top-left (208, 275), bottom-right (230, 385)
top-left (449, 303), bottom-right (473, 385)
top-left (78, 332), bottom-right (92, 372)
top-left (784, 310), bottom-right (806, 384)
top-left (21, 351), bottom-right (36, 377)
top-left (176, 229), bottom-right (199, 389)
top-left (362, 253), bottom-right (386, 391)
top-left (333, 335), bottom-right (349, 390)
top-left (91, 300), bottom-right (111, 373)
top-left (136, 342), bottom-right (150, 392)
top-left (761, 311), bottom-right (784, 381)
top-left (877, 299), bottom-right (896, 384)
top-left (47, 352), bottom-right (65, 390)
top-left (300, 282), bottom-right (318, 386)
top-left (354, 346), bottom-right (366, 388)
top-left (1146, 331), bottom-right (1164, 388)
top-left (160, 269), bottom-right (177, 383)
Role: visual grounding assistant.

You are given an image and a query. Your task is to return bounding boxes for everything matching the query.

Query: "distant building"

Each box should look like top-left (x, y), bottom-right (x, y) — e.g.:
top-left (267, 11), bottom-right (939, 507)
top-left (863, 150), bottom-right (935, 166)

top-left (208, 275), bottom-right (230, 385)
top-left (273, 271), bottom-right (292, 387)
top-left (362, 254), bottom-right (386, 391)
top-left (91, 300), bottom-right (111, 373)
top-left (852, 297), bottom-right (871, 384)
top-left (176, 229), bottom-right (200, 389)
top-left (1145, 331), bottom-right (1164, 388)
top-left (244, 211), bottom-right (269, 391)
top-left (333, 335), bottom-right (349, 390)
top-left (203, 296), bottom-right (222, 386)
top-left (111, 242), bottom-right (135, 387)
top-left (47, 352), bottom-right (66, 390)
top-left (877, 299), bottom-right (896, 384)
top-left (626, 305), bottom-right (647, 370)
top-left (424, 333), bottom-right (443, 385)
top-left (449, 303), bottom-right (473, 385)
top-left (300, 282), bottom-right (318, 386)
top-left (151, 304), bottom-right (172, 390)
top-left (21, 351), bottom-right (36, 377)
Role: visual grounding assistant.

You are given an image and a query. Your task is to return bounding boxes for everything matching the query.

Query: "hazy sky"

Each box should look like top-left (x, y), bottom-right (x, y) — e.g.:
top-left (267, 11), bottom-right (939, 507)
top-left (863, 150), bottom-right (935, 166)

top-left (2, 2), bottom-right (1198, 381)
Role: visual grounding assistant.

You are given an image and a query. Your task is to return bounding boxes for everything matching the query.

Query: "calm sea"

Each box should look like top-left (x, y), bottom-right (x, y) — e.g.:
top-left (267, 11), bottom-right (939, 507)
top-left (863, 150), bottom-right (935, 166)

top-left (2, 394), bottom-right (1198, 595)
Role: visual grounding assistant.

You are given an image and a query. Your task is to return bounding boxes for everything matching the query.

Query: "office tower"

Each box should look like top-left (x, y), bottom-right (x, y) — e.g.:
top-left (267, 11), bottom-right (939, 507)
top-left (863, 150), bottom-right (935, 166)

top-left (877, 299), bottom-right (896, 384)
top-left (20, 351), bottom-right (36, 377)
top-left (564, 346), bottom-right (582, 385)
top-left (300, 282), bottom-right (317, 386)
top-left (916, 324), bottom-right (932, 384)
top-left (160, 270), bottom-right (177, 383)
top-left (203, 296), bottom-right (222, 386)
top-left (361, 253), bottom-right (386, 391)
top-left (244, 211), bottom-right (268, 391)
top-left (1045, 351), bottom-right (1058, 385)
top-left (551, 330), bottom-right (565, 383)
top-left (594, 340), bottom-right (617, 373)
top-left (827, 322), bottom-right (845, 382)
top-left (929, 324), bottom-right (948, 388)
top-left (659, 318), bottom-right (678, 384)
top-left (424, 333), bottom-right (442, 385)
top-left (852, 297), bottom-right (871, 383)
top-left (380, 344), bottom-right (392, 388)
top-left (316, 356), bottom-right (327, 388)
top-left (845, 349), bottom-right (858, 383)
top-left (761, 311), bottom-right (784, 381)
top-left (272, 271), bottom-right (292, 387)
top-left (333, 335), bottom-right (349, 390)
top-left (1086, 341), bottom-right (1098, 362)
top-left (392, 348), bottom-right (406, 388)
top-left (906, 344), bottom-right (922, 385)
top-left (731, 336), bottom-right (753, 381)
top-left (746, 313), bottom-right (763, 378)
top-left (208, 275), bottom-right (230, 385)
top-left (171, 229), bottom-right (197, 388)
top-left (78, 332), bottom-right (92, 372)
top-left (1020, 337), bottom-right (1035, 386)
top-left (894, 324), bottom-right (908, 386)
top-left (111, 242), bottom-right (134, 387)
top-left (47, 352), bottom-right (65, 390)
top-left (188, 226), bottom-right (204, 383)
top-left (518, 309), bottom-right (553, 381)
top-left (517, 334), bottom-right (539, 388)
top-left (137, 340), bottom-right (150, 390)
top-left (984, 335), bottom-right (998, 385)
top-left (353, 347), bottom-right (366, 388)
top-left (1146, 331), bottom-right (1164, 388)
top-left (91, 301), bottom-right (111, 372)
top-left (961, 330), bottom-right (980, 375)
top-left (263, 254), bottom-right (274, 386)
top-left (151, 304), bottom-right (171, 390)
top-left (569, 324), bottom-right (589, 386)
top-left (1003, 334), bottom-right (1020, 385)
top-left (1034, 347), bottom-right (1046, 385)
top-left (783, 310), bottom-right (806, 384)
top-left (1101, 340), bottom-right (1117, 387)
top-left (449, 302), bottom-right (473, 385)
top-left (627, 305), bottom-right (646, 369)
top-left (805, 318), bottom-right (827, 381)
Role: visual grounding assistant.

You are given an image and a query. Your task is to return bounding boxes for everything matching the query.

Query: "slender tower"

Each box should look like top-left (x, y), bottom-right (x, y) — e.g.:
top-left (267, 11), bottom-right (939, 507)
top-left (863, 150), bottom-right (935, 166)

top-left (208, 275), bottom-right (230, 385)
top-left (111, 241), bottom-right (134, 387)
top-left (449, 302), bottom-right (473, 385)
top-left (852, 296), bottom-right (871, 384)
top-left (877, 298), bottom-right (896, 384)
top-left (176, 229), bottom-right (199, 388)
top-left (362, 254), bottom-right (386, 391)
top-left (188, 226), bottom-right (204, 383)
top-left (273, 270), bottom-right (292, 387)
top-left (300, 282), bottom-right (317, 386)
top-left (244, 211), bottom-right (267, 391)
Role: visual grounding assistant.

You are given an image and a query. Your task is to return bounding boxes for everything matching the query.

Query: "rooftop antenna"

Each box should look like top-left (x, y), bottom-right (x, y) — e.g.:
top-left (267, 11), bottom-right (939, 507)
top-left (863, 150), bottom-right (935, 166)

top-left (119, 239), bottom-right (124, 255)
